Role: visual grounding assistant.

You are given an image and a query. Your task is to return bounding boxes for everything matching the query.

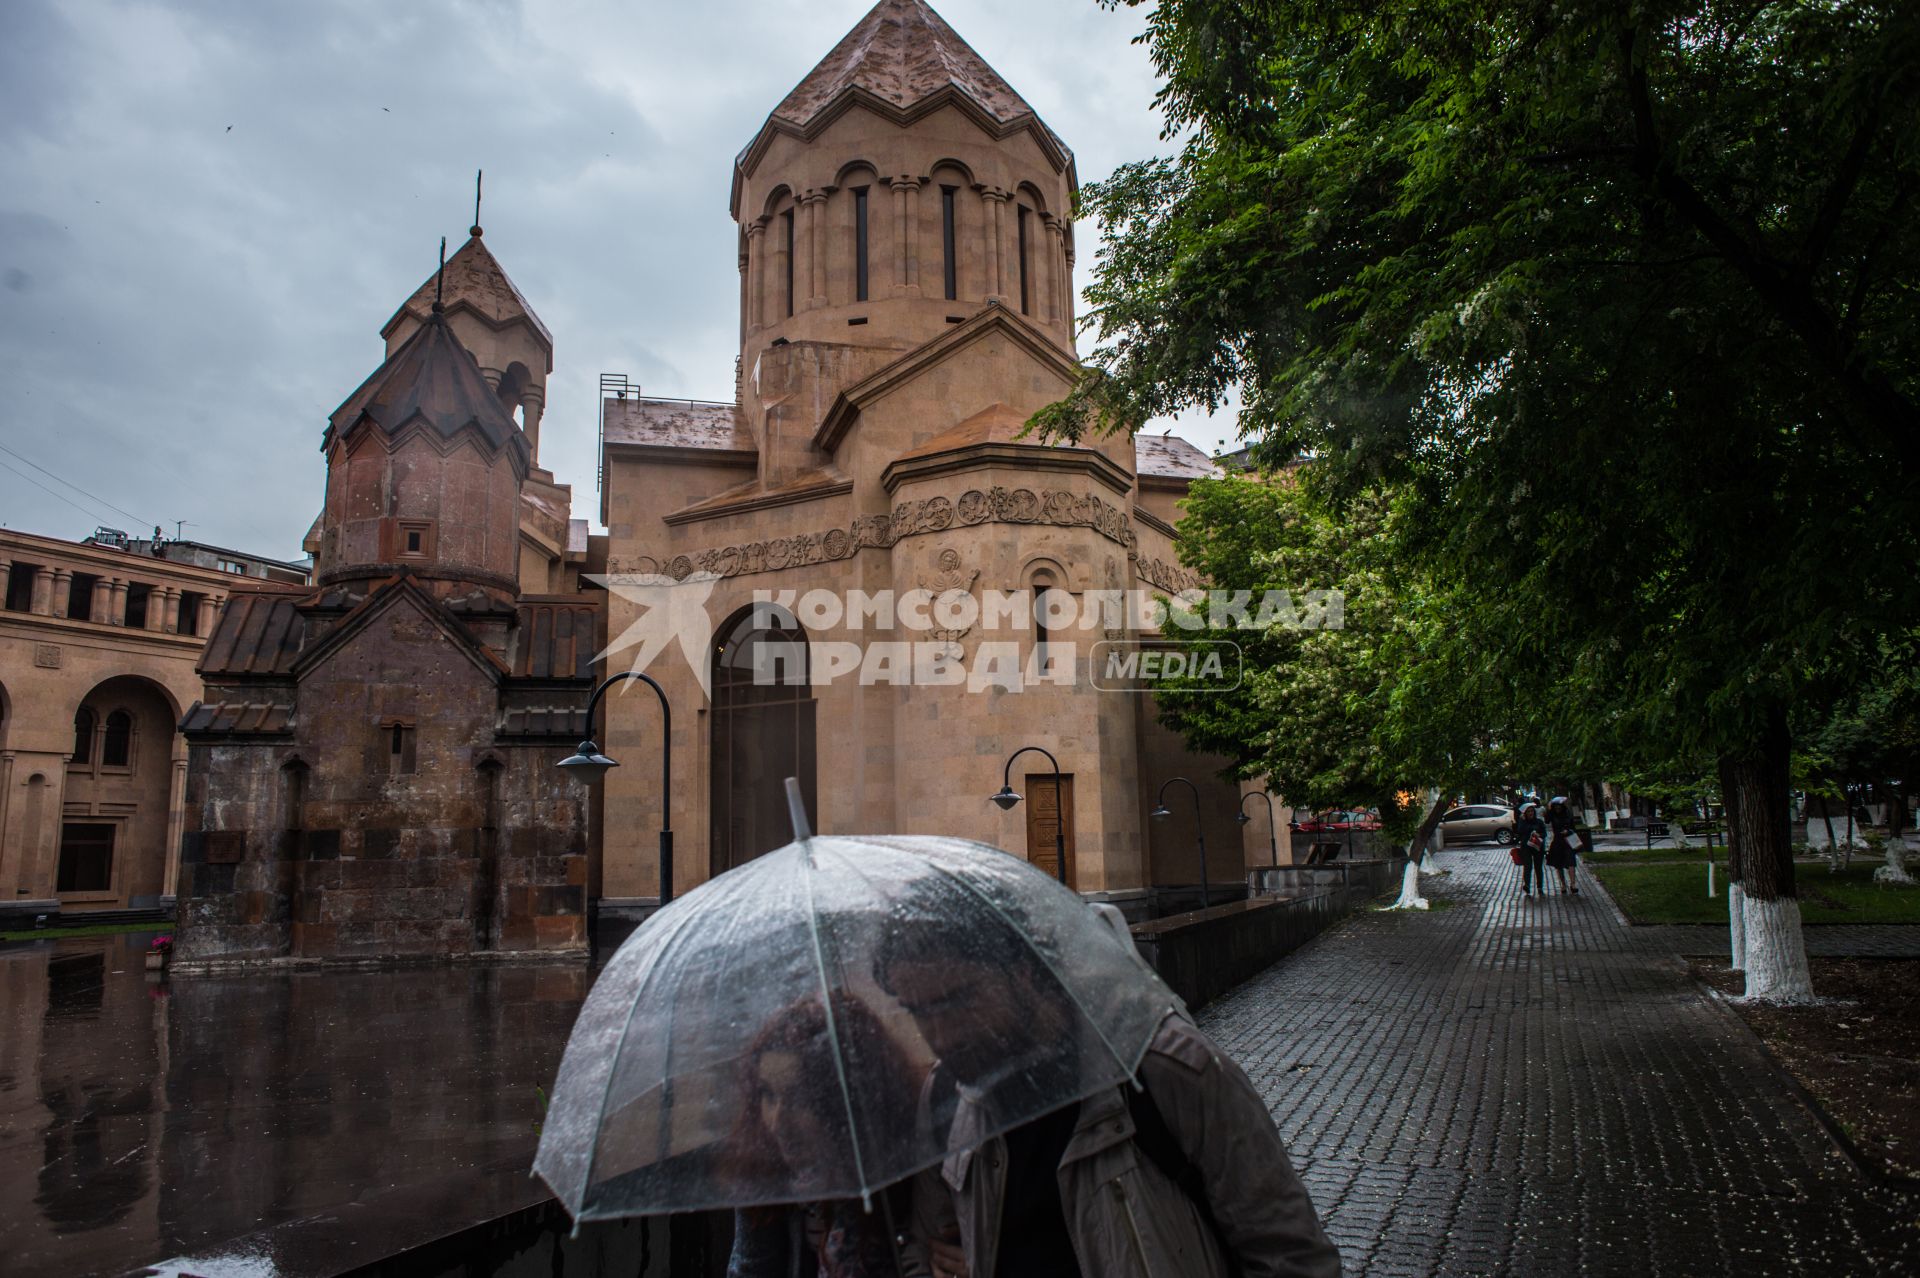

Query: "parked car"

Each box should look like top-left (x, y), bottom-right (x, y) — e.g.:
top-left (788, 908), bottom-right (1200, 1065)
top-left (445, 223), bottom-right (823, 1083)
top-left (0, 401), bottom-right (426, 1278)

top-left (1439, 803), bottom-right (1517, 845)
top-left (1290, 809), bottom-right (1383, 833)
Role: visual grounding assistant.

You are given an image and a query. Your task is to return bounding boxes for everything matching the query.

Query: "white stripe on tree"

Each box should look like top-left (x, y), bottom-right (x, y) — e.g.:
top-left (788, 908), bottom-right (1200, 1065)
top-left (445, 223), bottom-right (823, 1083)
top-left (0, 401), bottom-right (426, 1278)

top-left (1740, 895), bottom-right (1813, 1003)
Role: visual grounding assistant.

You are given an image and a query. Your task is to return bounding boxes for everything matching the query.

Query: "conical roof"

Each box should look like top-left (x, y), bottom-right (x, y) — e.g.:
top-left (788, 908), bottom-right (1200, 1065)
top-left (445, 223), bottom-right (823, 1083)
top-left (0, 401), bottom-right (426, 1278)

top-left (772, 0), bottom-right (1035, 128)
top-left (382, 233), bottom-right (553, 353)
top-left (325, 310), bottom-right (528, 460)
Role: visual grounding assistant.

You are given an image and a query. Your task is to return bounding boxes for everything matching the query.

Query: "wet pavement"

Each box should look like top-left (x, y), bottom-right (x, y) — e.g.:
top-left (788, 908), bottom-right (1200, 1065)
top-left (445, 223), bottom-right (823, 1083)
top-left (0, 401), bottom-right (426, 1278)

top-left (0, 931), bottom-right (589, 1277)
top-left (1201, 851), bottom-right (1920, 1275)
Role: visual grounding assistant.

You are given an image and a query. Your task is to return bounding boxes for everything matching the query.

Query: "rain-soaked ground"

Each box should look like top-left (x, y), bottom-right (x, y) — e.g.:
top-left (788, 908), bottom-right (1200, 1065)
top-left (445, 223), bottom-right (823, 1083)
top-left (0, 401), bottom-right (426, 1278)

top-left (0, 931), bottom-right (591, 1277)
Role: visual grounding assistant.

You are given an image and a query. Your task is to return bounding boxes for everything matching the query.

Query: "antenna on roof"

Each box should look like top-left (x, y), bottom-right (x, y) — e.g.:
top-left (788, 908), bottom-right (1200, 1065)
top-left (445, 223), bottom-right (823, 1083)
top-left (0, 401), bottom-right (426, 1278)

top-left (471, 169), bottom-right (483, 237)
top-left (432, 236), bottom-right (447, 314)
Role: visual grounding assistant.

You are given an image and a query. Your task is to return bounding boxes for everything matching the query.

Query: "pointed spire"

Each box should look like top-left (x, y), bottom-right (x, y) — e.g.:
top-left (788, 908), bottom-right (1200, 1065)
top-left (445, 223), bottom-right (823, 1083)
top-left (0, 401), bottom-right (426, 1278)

top-left (471, 168), bottom-right (483, 238)
top-left (773, 0), bottom-right (1035, 129)
top-left (432, 236), bottom-right (447, 314)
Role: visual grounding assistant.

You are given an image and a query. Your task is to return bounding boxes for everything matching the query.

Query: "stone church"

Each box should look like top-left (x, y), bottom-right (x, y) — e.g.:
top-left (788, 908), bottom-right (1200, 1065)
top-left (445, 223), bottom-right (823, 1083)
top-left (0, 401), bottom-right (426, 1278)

top-left (175, 227), bottom-right (603, 963)
top-left (174, 0), bottom-right (1269, 962)
top-left (593, 0), bottom-right (1264, 928)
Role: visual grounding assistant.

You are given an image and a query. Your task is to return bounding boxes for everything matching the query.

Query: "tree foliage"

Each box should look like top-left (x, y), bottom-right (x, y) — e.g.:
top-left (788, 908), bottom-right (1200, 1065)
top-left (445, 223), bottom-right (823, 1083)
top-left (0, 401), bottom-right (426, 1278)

top-left (1050, 1), bottom-right (1920, 886)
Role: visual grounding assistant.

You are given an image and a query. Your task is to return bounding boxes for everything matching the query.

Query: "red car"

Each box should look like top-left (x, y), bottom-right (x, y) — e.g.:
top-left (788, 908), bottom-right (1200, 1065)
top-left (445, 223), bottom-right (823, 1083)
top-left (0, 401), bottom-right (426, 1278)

top-left (1289, 809), bottom-right (1383, 833)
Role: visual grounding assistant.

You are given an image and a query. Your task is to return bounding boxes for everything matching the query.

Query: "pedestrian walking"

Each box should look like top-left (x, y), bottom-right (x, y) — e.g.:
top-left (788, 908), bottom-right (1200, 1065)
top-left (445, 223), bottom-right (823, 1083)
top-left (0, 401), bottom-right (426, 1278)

top-left (1546, 796), bottom-right (1580, 895)
top-left (881, 914), bottom-right (1340, 1278)
top-left (1515, 802), bottom-right (1548, 896)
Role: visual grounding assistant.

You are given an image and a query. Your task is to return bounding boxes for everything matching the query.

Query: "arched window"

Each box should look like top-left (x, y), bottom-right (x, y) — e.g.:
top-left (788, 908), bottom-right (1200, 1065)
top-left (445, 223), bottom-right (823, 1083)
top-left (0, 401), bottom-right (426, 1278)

top-left (1030, 568), bottom-right (1062, 656)
top-left (102, 710), bottom-right (133, 768)
top-left (71, 707), bottom-right (95, 764)
top-left (710, 604), bottom-right (816, 875)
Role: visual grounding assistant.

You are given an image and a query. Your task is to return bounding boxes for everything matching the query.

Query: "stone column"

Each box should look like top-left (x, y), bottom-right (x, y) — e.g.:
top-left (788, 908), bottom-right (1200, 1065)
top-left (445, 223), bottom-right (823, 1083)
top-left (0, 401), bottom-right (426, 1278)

top-left (195, 593), bottom-right (217, 637)
top-left (980, 189), bottom-right (1010, 302)
top-left (28, 566), bottom-right (52, 616)
top-left (1044, 215), bottom-right (1067, 327)
top-left (143, 585), bottom-right (167, 631)
top-left (520, 387), bottom-right (545, 461)
top-left (90, 577), bottom-right (111, 623)
top-left (0, 562), bottom-right (9, 608)
top-left (109, 578), bottom-right (128, 626)
top-left (159, 586), bottom-right (181, 633)
top-left (890, 177), bottom-right (923, 296)
top-left (163, 742), bottom-right (189, 901)
top-left (891, 179), bottom-right (911, 295)
top-left (801, 190), bottom-right (830, 308)
top-left (49, 568), bottom-right (72, 619)
top-left (744, 220), bottom-right (767, 331)
top-left (479, 366), bottom-right (503, 392)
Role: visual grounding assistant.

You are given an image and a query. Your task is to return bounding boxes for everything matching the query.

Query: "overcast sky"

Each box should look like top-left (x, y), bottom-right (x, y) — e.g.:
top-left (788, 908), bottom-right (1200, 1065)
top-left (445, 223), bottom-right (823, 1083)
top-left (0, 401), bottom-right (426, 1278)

top-left (0, 0), bottom-right (1230, 559)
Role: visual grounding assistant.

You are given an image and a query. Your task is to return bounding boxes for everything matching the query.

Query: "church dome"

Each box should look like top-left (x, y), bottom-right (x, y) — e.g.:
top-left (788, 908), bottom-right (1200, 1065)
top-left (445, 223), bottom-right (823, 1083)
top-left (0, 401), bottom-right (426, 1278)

top-left (733, 0), bottom-right (1076, 360)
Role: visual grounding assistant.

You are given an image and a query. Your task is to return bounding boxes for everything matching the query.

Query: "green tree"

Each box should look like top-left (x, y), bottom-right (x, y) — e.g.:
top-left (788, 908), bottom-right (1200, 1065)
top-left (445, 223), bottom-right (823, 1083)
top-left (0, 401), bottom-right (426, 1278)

top-left (1157, 474), bottom-right (1539, 853)
top-left (1045, 0), bottom-right (1920, 998)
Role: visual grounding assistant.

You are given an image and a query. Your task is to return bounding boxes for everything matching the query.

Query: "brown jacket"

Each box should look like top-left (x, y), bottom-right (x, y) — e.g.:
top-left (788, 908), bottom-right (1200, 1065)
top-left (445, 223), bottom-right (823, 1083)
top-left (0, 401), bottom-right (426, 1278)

top-left (908, 1014), bottom-right (1340, 1278)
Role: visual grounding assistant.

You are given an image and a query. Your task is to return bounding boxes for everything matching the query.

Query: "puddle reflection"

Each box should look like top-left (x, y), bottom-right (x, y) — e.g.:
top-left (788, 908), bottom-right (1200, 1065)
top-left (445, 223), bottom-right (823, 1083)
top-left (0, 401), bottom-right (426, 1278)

top-left (0, 933), bottom-right (590, 1277)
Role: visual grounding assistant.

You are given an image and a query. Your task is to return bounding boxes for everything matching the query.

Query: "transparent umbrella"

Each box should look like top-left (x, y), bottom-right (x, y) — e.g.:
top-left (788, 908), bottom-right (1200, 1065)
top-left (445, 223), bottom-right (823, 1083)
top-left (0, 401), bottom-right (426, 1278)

top-left (534, 791), bottom-right (1180, 1222)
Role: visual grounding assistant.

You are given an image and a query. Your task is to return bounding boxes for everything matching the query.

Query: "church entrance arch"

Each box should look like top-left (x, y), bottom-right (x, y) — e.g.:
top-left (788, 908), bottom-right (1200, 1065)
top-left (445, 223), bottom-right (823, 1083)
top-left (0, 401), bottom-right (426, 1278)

top-left (710, 604), bottom-right (816, 875)
top-left (59, 675), bottom-right (179, 909)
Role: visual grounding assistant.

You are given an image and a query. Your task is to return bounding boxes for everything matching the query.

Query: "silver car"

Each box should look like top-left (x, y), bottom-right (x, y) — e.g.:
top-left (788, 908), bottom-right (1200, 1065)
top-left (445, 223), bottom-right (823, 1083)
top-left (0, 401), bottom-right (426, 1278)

top-left (1439, 803), bottom-right (1517, 845)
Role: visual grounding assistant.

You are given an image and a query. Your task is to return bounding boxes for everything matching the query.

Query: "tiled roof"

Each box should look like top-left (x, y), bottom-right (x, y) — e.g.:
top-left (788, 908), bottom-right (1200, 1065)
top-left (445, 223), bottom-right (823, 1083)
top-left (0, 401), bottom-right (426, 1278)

top-left (179, 701), bottom-right (294, 735)
top-left (602, 398), bottom-right (752, 453)
top-left (1136, 434), bottom-right (1221, 481)
top-left (773, 0), bottom-right (1036, 129)
top-left (198, 591), bottom-right (306, 676)
top-left (512, 602), bottom-right (599, 679)
top-left (326, 313), bottom-right (527, 456)
top-left (384, 234), bottom-right (553, 349)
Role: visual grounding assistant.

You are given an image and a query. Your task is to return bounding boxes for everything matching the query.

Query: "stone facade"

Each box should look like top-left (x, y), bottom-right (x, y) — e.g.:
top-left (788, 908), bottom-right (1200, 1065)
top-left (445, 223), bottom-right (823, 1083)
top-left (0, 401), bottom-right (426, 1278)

top-left (176, 259), bottom-right (603, 964)
top-left (595, 0), bottom-right (1286, 921)
top-left (0, 528), bottom-right (274, 920)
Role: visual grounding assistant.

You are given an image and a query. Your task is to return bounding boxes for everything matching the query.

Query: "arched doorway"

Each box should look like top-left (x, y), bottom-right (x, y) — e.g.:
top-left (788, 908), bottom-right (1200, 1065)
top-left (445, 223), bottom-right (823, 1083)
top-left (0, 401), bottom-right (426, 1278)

top-left (710, 604), bottom-right (816, 875)
top-left (59, 676), bottom-right (178, 909)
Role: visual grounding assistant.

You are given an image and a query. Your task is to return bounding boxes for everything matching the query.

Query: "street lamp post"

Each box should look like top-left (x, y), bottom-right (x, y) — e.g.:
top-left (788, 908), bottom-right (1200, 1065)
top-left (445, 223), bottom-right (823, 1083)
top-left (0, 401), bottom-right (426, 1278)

top-left (1150, 776), bottom-right (1211, 909)
top-left (1237, 789), bottom-right (1280, 868)
top-left (988, 746), bottom-right (1070, 887)
top-left (557, 671), bottom-right (674, 906)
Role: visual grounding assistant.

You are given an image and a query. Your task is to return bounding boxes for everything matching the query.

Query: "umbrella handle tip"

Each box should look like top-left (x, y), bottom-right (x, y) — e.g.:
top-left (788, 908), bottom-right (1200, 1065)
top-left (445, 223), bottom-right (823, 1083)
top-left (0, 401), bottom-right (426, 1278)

top-left (785, 776), bottom-right (813, 840)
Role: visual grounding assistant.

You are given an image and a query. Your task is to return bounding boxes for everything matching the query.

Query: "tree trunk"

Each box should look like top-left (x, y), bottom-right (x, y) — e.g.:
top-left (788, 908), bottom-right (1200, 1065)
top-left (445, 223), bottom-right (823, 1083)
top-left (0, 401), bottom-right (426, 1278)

top-left (1722, 708), bottom-right (1813, 1002)
top-left (1387, 794), bottom-right (1450, 910)
top-left (1718, 755), bottom-right (1746, 970)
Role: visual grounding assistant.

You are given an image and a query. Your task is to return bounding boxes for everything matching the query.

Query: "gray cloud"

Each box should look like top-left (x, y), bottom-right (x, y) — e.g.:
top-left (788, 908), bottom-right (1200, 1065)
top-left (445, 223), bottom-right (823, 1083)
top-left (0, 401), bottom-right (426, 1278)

top-left (0, 0), bottom-right (1234, 557)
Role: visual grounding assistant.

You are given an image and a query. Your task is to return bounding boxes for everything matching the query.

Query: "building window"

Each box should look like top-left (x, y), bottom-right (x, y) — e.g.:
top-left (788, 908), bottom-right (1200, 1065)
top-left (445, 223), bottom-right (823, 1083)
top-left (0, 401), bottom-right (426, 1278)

top-left (177, 590), bottom-right (204, 636)
top-left (68, 572), bottom-right (100, 620)
top-left (783, 208), bottom-right (796, 318)
top-left (397, 520), bottom-right (434, 559)
top-left (124, 583), bottom-right (151, 630)
top-left (711, 605), bottom-right (815, 875)
top-left (56, 822), bottom-right (115, 893)
top-left (216, 559), bottom-right (248, 574)
top-left (385, 721), bottom-right (417, 775)
top-left (6, 562), bottom-right (37, 612)
top-left (1017, 204), bottom-right (1032, 315)
top-left (853, 186), bottom-right (869, 303)
top-left (102, 710), bottom-right (133, 769)
top-left (941, 187), bottom-right (958, 301)
top-left (71, 706), bottom-right (95, 764)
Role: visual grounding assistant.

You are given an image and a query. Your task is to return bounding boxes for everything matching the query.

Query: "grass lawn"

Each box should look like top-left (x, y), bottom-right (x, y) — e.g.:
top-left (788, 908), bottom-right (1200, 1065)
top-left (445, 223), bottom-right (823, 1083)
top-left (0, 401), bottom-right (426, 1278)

top-left (0, 921), bottom-right (168, 942)
top-left (1595, 861), bottom-right (1920, 925)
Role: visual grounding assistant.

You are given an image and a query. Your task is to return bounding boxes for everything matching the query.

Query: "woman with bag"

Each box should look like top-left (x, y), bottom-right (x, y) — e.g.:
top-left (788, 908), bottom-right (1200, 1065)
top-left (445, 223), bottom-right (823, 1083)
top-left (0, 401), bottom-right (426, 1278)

top-left (1546, 797), bottom-right (1580, 895)
top-left (1515, 803), bottom-right (1549, 897)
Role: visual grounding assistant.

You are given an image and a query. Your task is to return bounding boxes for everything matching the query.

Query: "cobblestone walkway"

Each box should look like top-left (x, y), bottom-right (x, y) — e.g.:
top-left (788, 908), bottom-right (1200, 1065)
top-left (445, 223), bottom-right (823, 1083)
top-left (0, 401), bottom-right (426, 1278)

top-left (1198, 852), bottom-right (1919, 1275)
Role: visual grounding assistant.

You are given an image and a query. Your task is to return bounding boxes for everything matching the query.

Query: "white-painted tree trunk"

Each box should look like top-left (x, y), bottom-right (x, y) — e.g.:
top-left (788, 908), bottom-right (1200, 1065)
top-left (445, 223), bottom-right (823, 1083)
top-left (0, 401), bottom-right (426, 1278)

top-left (1385, 857), bottom-right (1428, 910)
top-left (1740, 895), bottom-right (1814, 1002)
top-left (1727, 882), bottom-right (1746, 970)
top-left (1875, 839), bottom-right (1916, 887)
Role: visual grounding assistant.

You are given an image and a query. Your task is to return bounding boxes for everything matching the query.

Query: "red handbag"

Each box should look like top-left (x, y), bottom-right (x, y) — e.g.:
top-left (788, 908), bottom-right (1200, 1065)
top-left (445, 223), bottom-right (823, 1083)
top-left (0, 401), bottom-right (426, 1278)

top-left (1509, 847), bottom-right (1524, 865)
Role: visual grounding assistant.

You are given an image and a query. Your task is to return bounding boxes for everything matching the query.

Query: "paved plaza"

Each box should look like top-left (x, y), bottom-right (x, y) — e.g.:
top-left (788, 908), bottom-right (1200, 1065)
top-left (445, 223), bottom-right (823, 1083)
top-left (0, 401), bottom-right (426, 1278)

top-left (1200, 851), bottom-right (1920, 1275)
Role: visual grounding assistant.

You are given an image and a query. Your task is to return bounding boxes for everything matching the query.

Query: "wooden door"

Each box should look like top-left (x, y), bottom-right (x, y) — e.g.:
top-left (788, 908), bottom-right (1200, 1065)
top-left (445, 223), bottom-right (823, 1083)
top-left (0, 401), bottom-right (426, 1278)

top-left (1024, 773), bottom-right (1076, 886)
